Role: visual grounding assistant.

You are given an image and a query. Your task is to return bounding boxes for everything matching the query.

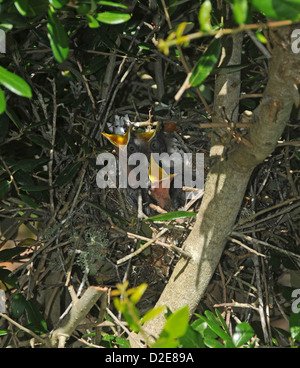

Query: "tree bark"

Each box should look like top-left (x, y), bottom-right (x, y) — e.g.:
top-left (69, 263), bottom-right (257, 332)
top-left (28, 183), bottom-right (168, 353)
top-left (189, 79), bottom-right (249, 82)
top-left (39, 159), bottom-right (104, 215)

top-left (144, 25), bottom-right (300, 337)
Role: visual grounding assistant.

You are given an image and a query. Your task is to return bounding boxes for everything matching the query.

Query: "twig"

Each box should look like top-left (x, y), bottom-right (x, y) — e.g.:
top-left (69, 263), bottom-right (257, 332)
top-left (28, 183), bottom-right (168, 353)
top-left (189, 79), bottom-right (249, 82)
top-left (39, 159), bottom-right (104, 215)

top-left (0, 155), bottom-right (20, 196)
top-left (48, 77), bottom-right (57, 216)
top-left (76, 59), bottom-right (96, 114)
top-left (232, 231), bottom-right (300, 261)
top-left (233, 196), bottom-right (300, 229)
top-left (159, 19), bottom-right (294, 50)
top-left (213, 302), bottom-right (259, 311)
top-left (228, 236), bottom-right (267, 258)
top-left (127, 231), bottom-right (191, 259)
top-left (105, 308), bottom-right (145, 348)
top-left (0, 312), bottom-right (48, 347)
top-left (50, 286), bottom-right (107, 347)
top-left (246, 30), bottom-right (272, 59)
top-left (117, 228), bottom-right (169, 265)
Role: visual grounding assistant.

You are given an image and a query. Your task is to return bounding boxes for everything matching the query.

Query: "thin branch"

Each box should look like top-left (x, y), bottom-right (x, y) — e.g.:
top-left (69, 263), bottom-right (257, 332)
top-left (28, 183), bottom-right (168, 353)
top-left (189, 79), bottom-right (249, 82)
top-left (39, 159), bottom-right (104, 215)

top-left (117, 228), bottom-right (169, 265)
top-left (0, 312), bottom-right (48, 347)
top-left (50, 286), bottom-right (107, 347)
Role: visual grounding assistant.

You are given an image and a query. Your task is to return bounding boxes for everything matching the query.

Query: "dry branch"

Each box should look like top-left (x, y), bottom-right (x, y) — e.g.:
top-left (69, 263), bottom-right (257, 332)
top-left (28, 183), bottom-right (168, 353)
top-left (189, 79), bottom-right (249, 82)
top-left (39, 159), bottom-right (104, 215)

top-left (50, 286), bottom-right (107, 348)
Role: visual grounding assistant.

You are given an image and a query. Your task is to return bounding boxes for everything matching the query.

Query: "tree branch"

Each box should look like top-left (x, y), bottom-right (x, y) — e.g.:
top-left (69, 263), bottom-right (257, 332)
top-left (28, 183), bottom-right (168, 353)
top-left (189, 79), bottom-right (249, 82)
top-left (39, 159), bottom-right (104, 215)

top-left (50, 286), bottom-right (107, 348)
top-left (143, 25), bottom-right (300, 338)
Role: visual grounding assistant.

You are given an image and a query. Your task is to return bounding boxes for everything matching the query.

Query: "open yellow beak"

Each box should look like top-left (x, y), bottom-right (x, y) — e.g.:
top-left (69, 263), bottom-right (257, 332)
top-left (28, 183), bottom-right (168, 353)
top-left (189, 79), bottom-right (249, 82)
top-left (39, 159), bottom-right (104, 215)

top-left (149, 156), bottom-right (175, 185)
top-left (101, 125), bottom-right (132, 150)
top-left (102, 125), bottom-right (157, 150)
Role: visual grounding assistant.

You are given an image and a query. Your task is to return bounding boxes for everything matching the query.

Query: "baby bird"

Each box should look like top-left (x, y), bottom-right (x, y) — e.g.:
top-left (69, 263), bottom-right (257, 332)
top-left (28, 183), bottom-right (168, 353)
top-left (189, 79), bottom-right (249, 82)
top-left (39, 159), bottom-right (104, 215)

top-left (101, 124), bottom-right (175, 211)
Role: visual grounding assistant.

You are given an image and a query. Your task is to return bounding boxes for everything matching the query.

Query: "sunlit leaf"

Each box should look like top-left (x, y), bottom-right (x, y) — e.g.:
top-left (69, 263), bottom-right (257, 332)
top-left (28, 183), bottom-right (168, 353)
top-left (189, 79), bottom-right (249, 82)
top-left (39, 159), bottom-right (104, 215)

top-left (145, 211), bottom-right (196, 222)
top-left (96, 11), bottom-right (131, 24)
top-left (189, 38), bottom-right (221, 87)
top-left (252, 0), bottom-right (300, 20)
top-left (164, 305), bottom-right (189, 339)
top-left (198, 0), bottom-right (212, 31)
top-left (232, 322), bottom-right (254, 347)
top-left (0, 66), bottom-right (32, 97)
top-left (85, 14), bottom-right (100, 28)
top-left (47, 9), bottom-right (69, 63)
top-left (0, 88), bottom-right (6, 114)
top-left (233, 0), bottom-right (248, 25)
top-left (140, 306), bottom-right (165, 325)
top-left (290, 312), bottom-right (300, 342)
top-left (49, 0), bottom-right (68, 9)
top-left (130, 283), bottom-right (147, 304)
top-left (98, 1), bottom-right (128, 9)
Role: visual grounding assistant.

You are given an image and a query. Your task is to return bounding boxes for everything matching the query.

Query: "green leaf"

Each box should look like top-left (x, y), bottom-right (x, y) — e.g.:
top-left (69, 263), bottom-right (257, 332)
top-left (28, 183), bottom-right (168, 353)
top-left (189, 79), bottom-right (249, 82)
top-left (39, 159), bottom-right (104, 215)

top-left (115, 336), bottom-right (131, 348)
top-left (191, 317), bottom-right (218, 338)
top-left (252, 0), bottom-right (300, 20)
top-left (24, 299), bottom-right (48, 333)
top-left (0, 269), bottom-right (19, 290)
top-left (0, 247), bottom-right (24, 262)
top-left (151, 336), bottom-right (179, 348)
top-left (19, 193), bottom-right (39, 209)
top-left (198, 0), bottom-right (212, 32)
top-left (27, 133), bottom-right (52, 149)
top-left (255, 31), bottom-right (267, 44)
top-left (233, 0), bottom-right (248, 24)
top-left (0, 180), bottom-right (10, 199)
top-left (86, 14), bottom-right (100, 28)
top-left (0, 88), bottom-right (6, 114)
top-left (204, 336), bottom-right (225, 348)
top-left (77, 3), bottom-right (90, 14)
top-left (215, 308), bottom-right (231, 336)
top-left (201, 311), bottom-right (235, 346)
top-left (0, 330), bottom-right (10, 337)
top-left (20, 185), bottom-right (50, 192)
top-left (12, 158), bottom-right (49, 172)
top-left (179, 325), bottom-right (205, 348)
top-left (145, 210), bottom-right (196, 222)
top-left (14, 0), bottom-right (32, 16)
top-left (130, 283), bottom-right (147, 304)
top-left (189, 38), bottom-right (221, 87)
top-left (232, 322), bottom-right (254, 347)
top-left (12, 294), bottom-right (26, 318)
top-left (98, 1), bottom-right (128, 9)
top-left (5, 106), bottom-right (23, 130)
top-left (140, 306), bottom-right (165, 325)
top-left (164, 305), bottom-right (189, 339)
top-left (96, 11), bottom-right (131, 24)
top-left (49, 0), bottom-right (68, 9)
top-left (56, 162), bottom-right (81, 186)
top-left (14, 0), bottom-right (48, 17)
top-left (0, 66), bottom-right (32, 98)
top-left (290, 312), bottom-right (300, 342)
top-left (12, 294), bottom-right (47, 333)
top-left (47, 9), bottom-right (69, 63)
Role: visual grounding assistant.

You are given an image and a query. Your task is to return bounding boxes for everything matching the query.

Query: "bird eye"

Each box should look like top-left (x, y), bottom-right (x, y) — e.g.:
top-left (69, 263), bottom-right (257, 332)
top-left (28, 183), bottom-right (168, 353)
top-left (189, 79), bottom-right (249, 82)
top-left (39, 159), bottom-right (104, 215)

top-left (150, 139), bottom-right (160, 152)
top-left (127, 143), bottom-right (137, 153)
